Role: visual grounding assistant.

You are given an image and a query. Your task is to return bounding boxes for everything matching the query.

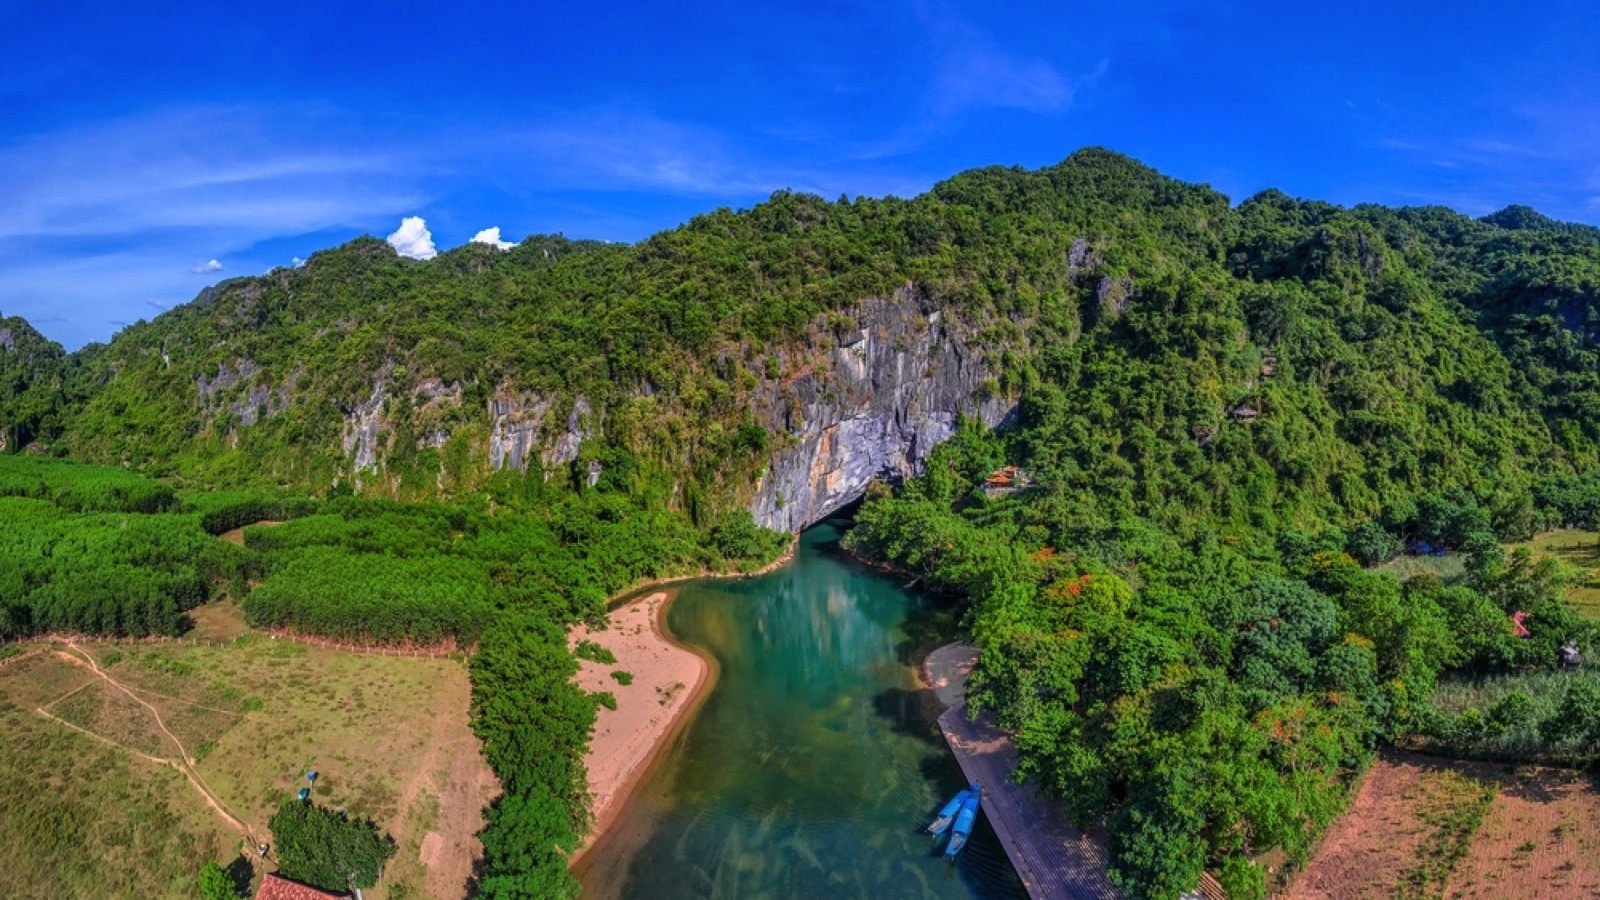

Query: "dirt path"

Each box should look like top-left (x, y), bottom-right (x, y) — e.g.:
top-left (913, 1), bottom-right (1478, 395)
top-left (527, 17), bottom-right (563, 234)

top-left (54, 642), bottom-right (257, 842)
top-left (34, 704), bottom-right (254, 838)
top-left (387, 659), bottom-right (493, 900)
top-left (66, 642), bottom-right (193, 763)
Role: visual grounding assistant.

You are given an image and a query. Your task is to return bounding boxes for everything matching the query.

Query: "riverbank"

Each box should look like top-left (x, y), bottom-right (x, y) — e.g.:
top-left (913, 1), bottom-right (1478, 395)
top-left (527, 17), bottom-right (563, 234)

top-left (601, 534), bottom-right (800, 613)
top-left (567, 590), bottom-right (717, 868)
top-left (926, 643), bottom-right (1121, 900)
top-left (566, 535), bottom-right (799, 865)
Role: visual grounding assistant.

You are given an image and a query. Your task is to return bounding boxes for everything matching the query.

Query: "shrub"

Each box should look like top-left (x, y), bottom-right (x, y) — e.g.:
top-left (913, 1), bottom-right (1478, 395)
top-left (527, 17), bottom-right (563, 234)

top-left (267, 799), bottom-right (396, 891)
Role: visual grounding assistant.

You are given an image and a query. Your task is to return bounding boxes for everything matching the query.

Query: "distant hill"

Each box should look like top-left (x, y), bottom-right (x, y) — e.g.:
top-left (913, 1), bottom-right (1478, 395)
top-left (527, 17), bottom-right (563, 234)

top-left (6, 148), bottom-right (1600, 534)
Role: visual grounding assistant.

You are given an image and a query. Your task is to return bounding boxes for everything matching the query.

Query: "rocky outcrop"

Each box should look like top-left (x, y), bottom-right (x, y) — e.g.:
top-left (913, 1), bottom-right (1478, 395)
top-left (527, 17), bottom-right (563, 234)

top-left (342, 370), bottom-right (389, 473)
top-left (749, 288), bottom-right (1016, 531)
top-left (487, 392), bottom-right (593, 473)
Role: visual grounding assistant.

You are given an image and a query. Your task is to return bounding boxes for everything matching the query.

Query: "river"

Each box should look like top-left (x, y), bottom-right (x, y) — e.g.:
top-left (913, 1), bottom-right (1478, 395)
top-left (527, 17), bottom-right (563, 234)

top-left (576, 519), bottom-right (1025, 899)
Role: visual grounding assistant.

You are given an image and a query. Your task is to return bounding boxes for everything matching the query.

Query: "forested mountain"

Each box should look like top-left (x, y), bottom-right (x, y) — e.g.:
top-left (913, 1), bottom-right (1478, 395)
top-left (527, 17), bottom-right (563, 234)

top-left (6, 149), bottom-right (1600, 535)
top-left (8, 149), bottom-right (1600, 898)
top-left (0, 315), bottom-right (87, 454)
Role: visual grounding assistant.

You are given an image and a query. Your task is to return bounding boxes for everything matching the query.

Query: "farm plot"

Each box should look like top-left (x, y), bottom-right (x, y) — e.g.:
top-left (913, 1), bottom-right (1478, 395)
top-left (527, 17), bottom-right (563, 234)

top-left (1288, 752), bottom-right (1600, 899)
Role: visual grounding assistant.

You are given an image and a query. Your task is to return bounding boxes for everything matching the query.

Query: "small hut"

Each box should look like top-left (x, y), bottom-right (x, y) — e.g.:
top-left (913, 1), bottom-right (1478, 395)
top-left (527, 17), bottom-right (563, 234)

top-left (1230, 404), bottom-right (1260, 422)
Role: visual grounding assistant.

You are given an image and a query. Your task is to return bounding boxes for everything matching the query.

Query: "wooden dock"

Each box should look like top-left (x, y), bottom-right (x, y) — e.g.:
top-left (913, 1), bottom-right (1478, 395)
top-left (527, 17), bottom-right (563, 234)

top-left (927, 644), bottom-right (1121, 900)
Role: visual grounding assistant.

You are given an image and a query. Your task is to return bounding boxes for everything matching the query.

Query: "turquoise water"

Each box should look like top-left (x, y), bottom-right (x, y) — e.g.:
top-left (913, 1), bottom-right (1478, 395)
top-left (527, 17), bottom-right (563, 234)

top-left (577, 521), bottom-right (1025, 899)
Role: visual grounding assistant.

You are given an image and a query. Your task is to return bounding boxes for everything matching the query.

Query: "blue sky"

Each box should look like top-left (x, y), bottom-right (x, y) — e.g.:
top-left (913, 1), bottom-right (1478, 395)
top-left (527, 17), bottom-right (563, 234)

top-left (2, 0), bottom-right (1598, 348)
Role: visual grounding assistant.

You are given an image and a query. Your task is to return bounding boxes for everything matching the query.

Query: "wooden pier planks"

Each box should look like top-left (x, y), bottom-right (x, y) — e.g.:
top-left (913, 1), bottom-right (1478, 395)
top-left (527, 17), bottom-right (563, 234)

top-left (938, 702), bottom-right (1121, 900)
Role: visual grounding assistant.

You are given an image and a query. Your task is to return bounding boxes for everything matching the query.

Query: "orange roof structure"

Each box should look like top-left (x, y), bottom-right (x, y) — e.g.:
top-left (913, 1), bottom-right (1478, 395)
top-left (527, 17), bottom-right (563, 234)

top-left (255, 874), bottom-right (349, 900)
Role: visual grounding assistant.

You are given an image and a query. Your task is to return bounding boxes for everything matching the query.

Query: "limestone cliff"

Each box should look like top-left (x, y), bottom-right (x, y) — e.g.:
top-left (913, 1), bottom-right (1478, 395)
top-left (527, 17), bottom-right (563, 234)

top-left (748, 288), bottom-right (1015, 531)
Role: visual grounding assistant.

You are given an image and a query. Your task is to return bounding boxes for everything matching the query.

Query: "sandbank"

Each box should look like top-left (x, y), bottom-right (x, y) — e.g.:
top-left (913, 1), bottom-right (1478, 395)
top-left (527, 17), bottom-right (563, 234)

top-left (567, 590), bottom-right (715, 866)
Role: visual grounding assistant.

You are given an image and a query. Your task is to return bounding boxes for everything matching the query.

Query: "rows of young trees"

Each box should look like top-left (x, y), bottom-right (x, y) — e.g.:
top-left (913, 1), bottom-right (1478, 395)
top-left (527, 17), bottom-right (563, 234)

top-left (0, 457), bottom-right (245, 640)
top-left (846, 421), bottom-right (1598, 899)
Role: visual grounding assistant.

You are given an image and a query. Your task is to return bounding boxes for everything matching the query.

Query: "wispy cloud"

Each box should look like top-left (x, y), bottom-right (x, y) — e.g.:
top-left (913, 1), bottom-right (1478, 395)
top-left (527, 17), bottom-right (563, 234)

top-left (0, 105), bottom-right (430, 346)
top-left (918, 2), bottom-right (1075, 116)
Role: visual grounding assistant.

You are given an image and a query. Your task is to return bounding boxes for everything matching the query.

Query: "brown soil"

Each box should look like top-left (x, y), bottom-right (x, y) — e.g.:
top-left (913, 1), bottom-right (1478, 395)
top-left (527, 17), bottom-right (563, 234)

top-left (1288, 753), bottom-right (1496, 899)
top-left (1446, 767), bottom-right (1600, 898)
top-left (187, 600), bottom-right (250, 640)
top-left (1289, 752), bottom-right (1600, 900)
top-left (388, 655), bottom-right (497, 900)
top-left (217, 520), bottom-right (283, 546)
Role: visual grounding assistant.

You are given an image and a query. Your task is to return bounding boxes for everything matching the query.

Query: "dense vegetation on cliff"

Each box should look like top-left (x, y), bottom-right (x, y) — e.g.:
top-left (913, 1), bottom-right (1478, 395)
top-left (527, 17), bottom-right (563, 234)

top-left (7, 148), bottom-right (1600, 897)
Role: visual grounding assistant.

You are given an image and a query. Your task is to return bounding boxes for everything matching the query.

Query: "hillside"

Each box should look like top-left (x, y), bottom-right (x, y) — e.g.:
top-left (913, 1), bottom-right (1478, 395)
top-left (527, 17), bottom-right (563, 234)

top-left (8, 149), bottom-right (1600, 898)
top-left (3, 150), bottom-right (1599, 538)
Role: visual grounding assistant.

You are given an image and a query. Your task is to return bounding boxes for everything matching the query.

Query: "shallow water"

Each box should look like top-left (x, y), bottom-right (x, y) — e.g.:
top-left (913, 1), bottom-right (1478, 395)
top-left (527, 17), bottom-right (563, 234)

top-left (577, 521), bottom-right (1025, 899)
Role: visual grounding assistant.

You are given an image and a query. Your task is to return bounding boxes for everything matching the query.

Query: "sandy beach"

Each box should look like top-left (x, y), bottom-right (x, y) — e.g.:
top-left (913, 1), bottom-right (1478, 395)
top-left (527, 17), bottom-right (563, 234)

top-left (567, 590), bottom-right (713, 865)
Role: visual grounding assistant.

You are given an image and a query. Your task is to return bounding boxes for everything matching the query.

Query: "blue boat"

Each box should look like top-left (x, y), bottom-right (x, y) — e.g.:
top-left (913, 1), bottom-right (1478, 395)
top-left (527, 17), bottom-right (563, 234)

top-left (926, 784), bottom-right (978, 835)
top-left (943, 788), bottom-right (982, 859)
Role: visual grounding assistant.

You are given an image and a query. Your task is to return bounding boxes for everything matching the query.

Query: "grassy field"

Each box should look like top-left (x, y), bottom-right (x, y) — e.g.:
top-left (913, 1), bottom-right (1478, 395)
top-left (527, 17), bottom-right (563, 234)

top-left (1377, 552), bottom-right (1469, 585)
top-left (1509, 529), bottom-right (1600, 620)
top-left (0, 608), bottom-right (496, 900)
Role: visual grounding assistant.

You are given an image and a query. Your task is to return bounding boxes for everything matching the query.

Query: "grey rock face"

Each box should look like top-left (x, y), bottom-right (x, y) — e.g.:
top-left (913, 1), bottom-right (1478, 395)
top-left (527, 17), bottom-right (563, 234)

top-left (0, 328), bottom-right (13, 351)
top-left (488, 392), bottom-right (551, 472)
top-left (749, 288), bottom-right (1015, 531)
top-left (487, 393), bottom-right (594, 474)
top-left (342, 375), bottom-right (388, 473)
top-left (198, 358), bottom-right (257, 404)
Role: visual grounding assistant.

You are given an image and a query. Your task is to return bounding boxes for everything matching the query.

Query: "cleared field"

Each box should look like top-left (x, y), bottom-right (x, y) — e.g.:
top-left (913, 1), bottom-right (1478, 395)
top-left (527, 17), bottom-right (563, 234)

top-left (1377, 553), bottom-right (1468, 585)
top-left (0, 651), bottom-right (239, 900)
top-left (1448, 766), bottom-right (1600, 898)
top-left (0, 627), bottom-right (497, 900)
top-left (1288, 752), bottom-right (1600, 899)
top-left (1508, 529), bottom-right (1600, 620)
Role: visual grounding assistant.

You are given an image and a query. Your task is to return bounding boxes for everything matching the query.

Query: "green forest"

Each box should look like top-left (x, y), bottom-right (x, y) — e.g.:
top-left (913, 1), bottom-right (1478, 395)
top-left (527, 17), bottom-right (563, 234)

top-left (7, 149), bottom-right (1600, 897)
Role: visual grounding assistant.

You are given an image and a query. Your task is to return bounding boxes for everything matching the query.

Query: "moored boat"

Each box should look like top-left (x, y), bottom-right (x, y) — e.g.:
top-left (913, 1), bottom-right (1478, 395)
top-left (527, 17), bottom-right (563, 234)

top-left (943, 788), bottom-right (982, 859)
top-left (926, 784), bottom-right (978, 835)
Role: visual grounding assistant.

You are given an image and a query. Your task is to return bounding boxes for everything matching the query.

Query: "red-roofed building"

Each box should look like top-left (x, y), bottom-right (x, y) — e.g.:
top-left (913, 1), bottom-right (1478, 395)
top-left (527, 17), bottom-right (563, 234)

top-left (1511, 610), bottom-right (1531, 638)
top-left (255, 874), bottom-right (349, 900)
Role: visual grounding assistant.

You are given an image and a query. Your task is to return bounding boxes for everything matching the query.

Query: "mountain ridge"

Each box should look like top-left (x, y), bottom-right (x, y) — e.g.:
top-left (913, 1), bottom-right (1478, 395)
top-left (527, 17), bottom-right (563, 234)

top-left (4, 147), bottom-right (1600, 535)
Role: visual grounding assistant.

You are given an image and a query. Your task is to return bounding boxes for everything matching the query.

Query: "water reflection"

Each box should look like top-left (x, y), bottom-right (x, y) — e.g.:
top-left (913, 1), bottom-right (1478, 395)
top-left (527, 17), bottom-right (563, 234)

top-left (576, 523), bottom-right (1025, 900)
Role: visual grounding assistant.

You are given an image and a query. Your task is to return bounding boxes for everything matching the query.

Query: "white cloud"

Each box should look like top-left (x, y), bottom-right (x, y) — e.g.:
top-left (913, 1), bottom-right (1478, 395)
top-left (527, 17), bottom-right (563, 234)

top-left (190, 258), bottom-right (222, 274)
top-left (386, 216), bottom-right (436, 260)
top-left (470, 226), bottom-right (516, 250)
top-left (291, 256), bottom-right (305, 268)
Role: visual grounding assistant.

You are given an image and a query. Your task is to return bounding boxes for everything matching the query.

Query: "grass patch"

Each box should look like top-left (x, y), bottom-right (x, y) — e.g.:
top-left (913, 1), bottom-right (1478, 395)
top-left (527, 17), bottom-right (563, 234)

top-left (610, 670), bottom-right (634, 686)
top-left (1398, 769), bottom-right (1497, 898)
top-left (575, 640), bottom-right (616, 664)
top-left (1378, 552), bottom-right (1468, 585)
top-left (1509, 529), bottom-right (1600, 620)
top-left (0, 638), bottom-right (494, 899)
top-left (0, 697), bottom-right (234, 898)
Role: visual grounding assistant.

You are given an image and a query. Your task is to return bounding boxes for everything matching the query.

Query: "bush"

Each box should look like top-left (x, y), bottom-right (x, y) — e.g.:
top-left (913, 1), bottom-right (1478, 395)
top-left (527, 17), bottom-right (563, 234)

top-left (267, 799), bottom-right (396, 891)
top-left (610, 670), bottom-right (634, 686)
top-left (1346, 521), bottom-right (1402, 567)
top-left (574, 640), bottom-right (616, 664)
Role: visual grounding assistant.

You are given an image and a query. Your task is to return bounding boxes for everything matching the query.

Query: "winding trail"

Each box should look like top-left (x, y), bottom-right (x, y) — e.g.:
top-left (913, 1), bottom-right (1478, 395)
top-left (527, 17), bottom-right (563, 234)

top-left (44, 642), bottom-right (257, 842)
